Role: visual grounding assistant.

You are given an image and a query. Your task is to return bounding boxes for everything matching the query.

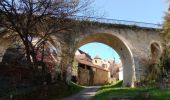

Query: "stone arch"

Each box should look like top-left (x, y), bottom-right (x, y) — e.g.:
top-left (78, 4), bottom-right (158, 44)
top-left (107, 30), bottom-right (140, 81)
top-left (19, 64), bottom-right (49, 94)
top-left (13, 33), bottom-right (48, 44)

top-left (0, 38), bottom-right (14, 62)
top-left (76, 33), bottom-right (136, 87)
top-left (150, 41), bottom-right (162, 62)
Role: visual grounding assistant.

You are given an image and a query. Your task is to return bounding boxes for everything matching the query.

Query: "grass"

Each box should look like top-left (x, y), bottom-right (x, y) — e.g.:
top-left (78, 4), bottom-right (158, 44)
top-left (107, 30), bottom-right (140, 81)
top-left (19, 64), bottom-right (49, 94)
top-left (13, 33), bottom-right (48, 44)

top-left (3, 81), bottom-right (85, 100)
top-left (50, 81), bottom-right (85, 99)
top-left (65, 82), bottom-right (86, 96)
top-left (93, 81), bottom-right (170, 100)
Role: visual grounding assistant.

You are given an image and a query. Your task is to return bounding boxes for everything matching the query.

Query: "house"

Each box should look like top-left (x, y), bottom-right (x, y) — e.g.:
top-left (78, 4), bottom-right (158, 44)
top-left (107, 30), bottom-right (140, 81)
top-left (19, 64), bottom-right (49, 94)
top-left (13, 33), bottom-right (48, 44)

top-left (92, 55), bottom-right (110, 70)
top-left (119, 66), bottom-right (123, 80)
top-left (108, 60), bottom-right (123, 81)
top-left (74, 50), bottom-right (110, 85)
top-left (92, 55), bottom-right (103, 66)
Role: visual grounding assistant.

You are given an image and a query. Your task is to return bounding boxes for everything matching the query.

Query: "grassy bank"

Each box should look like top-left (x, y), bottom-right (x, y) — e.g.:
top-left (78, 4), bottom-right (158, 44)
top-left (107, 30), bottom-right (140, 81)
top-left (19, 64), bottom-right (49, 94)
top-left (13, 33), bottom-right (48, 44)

top-left (0, 81), bottom-right (85, 100)
top-left (93, 81), bottom-right (170, 100)
top-left (64, 82), bottom-right (85, 97)
top-left (51, 81), bottom-right (85, 99)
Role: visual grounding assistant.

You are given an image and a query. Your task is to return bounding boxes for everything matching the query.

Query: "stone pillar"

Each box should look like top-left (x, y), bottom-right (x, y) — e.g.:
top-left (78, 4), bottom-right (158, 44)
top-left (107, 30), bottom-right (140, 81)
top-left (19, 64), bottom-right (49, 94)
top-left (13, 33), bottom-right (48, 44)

top-left (66, 64), bottom-right (72, 84)
top-left (0, 46), bottom-right (6, 62)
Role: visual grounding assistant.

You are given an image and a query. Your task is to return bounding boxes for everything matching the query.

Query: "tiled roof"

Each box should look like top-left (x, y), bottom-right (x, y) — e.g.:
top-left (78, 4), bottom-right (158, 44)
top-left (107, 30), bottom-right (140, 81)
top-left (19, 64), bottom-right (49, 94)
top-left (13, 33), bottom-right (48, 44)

top-left (77, 59), bottom-right (109, 72)
top-left (78, 49), bottom-right (92, 60)
top-left (94, 55), bottom-right (101, 59)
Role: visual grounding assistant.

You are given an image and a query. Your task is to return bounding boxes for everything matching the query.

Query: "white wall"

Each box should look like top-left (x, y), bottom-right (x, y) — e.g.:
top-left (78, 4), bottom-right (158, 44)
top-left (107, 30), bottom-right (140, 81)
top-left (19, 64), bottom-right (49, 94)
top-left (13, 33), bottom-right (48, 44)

top-left (119, 67), bottom-right (123, 80)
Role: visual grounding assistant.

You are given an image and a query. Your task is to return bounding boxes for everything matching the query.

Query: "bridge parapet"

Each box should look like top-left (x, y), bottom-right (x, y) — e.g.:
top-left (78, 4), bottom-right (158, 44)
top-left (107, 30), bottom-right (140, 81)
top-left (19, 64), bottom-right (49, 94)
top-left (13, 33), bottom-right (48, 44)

top-left (69, 16), bottom-right (162, 29)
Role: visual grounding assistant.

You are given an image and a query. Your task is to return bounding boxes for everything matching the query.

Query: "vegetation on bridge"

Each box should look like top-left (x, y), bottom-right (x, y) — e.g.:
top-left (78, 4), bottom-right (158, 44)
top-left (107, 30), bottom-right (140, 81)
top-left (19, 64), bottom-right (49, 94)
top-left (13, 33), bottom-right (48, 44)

top-left (74, 18), bottom-right (160, 31)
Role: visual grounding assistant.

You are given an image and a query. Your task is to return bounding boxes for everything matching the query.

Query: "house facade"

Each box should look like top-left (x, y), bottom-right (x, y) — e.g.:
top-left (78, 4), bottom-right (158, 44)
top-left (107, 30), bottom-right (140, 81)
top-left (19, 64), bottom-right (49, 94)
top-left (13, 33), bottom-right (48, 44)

top-left (92, 55), bottom-right (110, 70)
top-left (74, 50), bottom-right (110, 85)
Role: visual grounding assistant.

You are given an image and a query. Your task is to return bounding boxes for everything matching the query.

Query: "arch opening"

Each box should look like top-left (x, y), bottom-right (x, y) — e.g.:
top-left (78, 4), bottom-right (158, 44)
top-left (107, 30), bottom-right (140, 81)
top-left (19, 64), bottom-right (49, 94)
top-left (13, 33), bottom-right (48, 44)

top-left (75, 33), bottom-right (135, 87)
top-left (73, 42), bottom-right (123, 86)
top-left (150, 42), bottom-right (162, 63)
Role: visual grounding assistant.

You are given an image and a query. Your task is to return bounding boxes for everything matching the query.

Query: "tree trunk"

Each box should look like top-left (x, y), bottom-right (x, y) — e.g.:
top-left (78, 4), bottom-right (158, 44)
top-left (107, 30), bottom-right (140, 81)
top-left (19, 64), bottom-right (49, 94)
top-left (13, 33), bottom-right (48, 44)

top-left (60, 51), bottom-right (74, 84)
top-left (24, 40), bottom-right (32, 64)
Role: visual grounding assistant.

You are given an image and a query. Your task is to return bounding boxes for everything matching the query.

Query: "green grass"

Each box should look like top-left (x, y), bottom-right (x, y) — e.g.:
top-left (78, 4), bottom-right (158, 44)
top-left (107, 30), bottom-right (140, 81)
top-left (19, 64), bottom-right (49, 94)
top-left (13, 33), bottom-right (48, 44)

top-left (50, 81), bottom-right (85, 99)
top-left (3, 81), bottom-right (85, 100)
top-left (66, 82), bottom-right (85, 96)
top-left (93, 81), bottom-right (170, 100)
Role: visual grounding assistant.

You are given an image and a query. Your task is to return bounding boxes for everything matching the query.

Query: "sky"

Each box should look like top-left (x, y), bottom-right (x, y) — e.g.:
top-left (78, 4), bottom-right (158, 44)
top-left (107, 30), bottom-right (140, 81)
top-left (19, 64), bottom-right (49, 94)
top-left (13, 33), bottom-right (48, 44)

top-left (79, 42), bottom-right (120, 62)
top-left (91, 0), bottom-right (169, 24)
top-left (78, 0), bottom-right (169, 63)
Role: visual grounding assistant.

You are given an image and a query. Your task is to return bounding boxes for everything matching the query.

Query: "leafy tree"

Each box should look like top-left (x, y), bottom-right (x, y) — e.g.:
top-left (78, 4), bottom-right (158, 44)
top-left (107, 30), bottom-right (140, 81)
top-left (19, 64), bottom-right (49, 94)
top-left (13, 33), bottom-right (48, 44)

top-left (162, 6), bottom-right (170, 73)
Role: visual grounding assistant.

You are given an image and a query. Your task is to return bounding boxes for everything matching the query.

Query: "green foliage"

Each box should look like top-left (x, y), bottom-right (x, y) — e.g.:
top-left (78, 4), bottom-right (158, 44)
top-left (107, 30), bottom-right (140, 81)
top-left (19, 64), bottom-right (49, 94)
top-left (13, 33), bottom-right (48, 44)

top-left (162, 57), bottom-right (170, 72)
top-left (51, 82), bottom-right (85, 99)
top-left (162, 12), bottom-right (170, 42)
top-left (162, 9), bottom-right (170, 63)
top-left (72, 60), bottom-right (78, 73)
top-left (93, 81), bottom-right (170, 100)
top-left (68, 82), bottom-right (85, 93)
top-left (146, 62), bottom-right (162, 81)
top-left (2, 81), bottom-right (84, 100)
top-left (135, 80), bottom-right (156, 88)
top-left (79, 20), bottom-right (157, 30)
top-left (140, 59), bottom-right (163, 87)
top-left (160, 8), bottom-right (170, 80)
top-left (100, 81), bottom-right (123, 89)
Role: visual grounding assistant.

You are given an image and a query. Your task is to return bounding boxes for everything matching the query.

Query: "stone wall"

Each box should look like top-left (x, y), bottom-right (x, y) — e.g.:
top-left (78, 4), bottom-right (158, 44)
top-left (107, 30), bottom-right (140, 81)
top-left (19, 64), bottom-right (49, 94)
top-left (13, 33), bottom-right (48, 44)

top-left (78, 67), bottom-right (90, 85)
top-left (74, 23), bottom-right (161, 87)
top-left (78, 66), bottom-right (110, 85)
top-left (0, 22), bottom-right (162, 87)
top-left (93, 68), bottom-right (110, 85)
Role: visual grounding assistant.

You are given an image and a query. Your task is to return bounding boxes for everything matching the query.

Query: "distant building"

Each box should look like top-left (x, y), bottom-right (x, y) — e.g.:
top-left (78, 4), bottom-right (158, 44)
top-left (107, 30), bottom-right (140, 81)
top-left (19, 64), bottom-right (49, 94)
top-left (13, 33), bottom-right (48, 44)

top-left (75, 49), bottom-right (92, 62)
top-left (92, 55), bottom-right (110, 70)
top-left (109, 60), bottom-right (123, 81)
top-left (119, 66), bottom-right (123, 80)
top-left (74, 50), bottom-right (123, 85)
top-left (92, 55), bottom-right (103, 66)
top-left (74, 50), bottom-right (110, 85)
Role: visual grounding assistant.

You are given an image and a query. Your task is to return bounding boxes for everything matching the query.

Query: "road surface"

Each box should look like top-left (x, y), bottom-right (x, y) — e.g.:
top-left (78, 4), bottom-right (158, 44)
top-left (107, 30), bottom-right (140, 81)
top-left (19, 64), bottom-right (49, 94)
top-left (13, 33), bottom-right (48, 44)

top-left (62, 86), bottom-right (101, 100)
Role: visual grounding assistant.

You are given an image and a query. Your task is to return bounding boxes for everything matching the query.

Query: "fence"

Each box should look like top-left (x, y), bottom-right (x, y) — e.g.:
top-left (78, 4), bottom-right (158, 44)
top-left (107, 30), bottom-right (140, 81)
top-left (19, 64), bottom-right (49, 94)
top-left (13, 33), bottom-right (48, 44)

top-left (69, 16), bottom-right (162, 29)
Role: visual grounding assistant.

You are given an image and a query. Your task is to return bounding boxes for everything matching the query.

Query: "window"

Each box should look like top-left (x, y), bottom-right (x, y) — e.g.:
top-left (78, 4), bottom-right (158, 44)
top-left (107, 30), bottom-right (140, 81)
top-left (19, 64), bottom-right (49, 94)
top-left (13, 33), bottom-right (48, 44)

top-left (102, 64), bottom-right (106, 68)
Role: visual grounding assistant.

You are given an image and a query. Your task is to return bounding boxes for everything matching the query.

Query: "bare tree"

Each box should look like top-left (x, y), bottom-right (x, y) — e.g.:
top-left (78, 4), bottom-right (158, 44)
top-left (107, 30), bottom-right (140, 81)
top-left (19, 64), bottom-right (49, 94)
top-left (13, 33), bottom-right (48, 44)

top-left (0, 0), bottom-right (92, 70)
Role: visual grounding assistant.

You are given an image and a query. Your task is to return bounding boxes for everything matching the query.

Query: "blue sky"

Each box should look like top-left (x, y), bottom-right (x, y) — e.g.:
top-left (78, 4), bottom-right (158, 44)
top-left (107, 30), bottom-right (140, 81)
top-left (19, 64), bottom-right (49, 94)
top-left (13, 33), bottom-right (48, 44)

top-left (91, 0), bottom-right (168, 23)
top-left (79, 42), bottom-right (120, 62)
top-left (79, 0), bottom-right (169, 63)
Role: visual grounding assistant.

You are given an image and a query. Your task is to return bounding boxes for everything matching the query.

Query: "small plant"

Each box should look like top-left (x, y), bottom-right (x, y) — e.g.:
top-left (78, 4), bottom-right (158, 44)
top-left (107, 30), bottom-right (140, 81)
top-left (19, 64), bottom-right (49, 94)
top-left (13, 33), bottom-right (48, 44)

top-left (141, 58), bottom-right (165, 88)
top-left (134, 91), bottom-right (152, 100)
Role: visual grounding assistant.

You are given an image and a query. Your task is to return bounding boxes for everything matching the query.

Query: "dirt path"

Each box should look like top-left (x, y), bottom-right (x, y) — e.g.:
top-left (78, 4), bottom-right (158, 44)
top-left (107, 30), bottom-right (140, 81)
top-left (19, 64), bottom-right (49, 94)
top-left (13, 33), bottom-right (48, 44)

top-left (62, 86), bottom-right (101, 100)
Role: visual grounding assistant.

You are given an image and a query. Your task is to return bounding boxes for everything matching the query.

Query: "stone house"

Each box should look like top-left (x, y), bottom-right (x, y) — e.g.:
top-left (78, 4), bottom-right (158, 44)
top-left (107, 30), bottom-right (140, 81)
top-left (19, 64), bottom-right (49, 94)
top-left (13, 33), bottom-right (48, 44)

top-left (74, 50), bottom-right (110, 85)
top-left (92, 55), bottom-right (123, 81)
top-left (109, 60), bottom-right (123, 81)
top-left (92, 55), bottom-right (110, 70)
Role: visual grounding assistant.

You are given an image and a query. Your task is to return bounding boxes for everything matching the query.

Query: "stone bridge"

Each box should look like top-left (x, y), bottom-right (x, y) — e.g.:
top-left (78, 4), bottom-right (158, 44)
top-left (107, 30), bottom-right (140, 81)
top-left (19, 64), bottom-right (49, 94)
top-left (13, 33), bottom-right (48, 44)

top-left (0, 16), bottom-right (163, 87)
top-left (60, 17), bottom-right (163, 87)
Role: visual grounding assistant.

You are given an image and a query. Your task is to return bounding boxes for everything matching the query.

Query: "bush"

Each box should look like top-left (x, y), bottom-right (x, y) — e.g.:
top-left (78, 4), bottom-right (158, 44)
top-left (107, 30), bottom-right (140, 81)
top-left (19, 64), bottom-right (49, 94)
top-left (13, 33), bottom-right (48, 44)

top-left (71, 76), bottom-right (77, 83)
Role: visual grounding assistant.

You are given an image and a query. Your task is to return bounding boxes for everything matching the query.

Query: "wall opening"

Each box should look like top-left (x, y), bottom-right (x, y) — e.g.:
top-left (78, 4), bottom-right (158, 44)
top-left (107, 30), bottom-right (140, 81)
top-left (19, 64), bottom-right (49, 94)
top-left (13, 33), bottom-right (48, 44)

top-left (75, 33), bottom-right (135, 87)
top-left (150, 42), bottom-right (162, 63)
top-left (72, 42), bottom-right (123, 86)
